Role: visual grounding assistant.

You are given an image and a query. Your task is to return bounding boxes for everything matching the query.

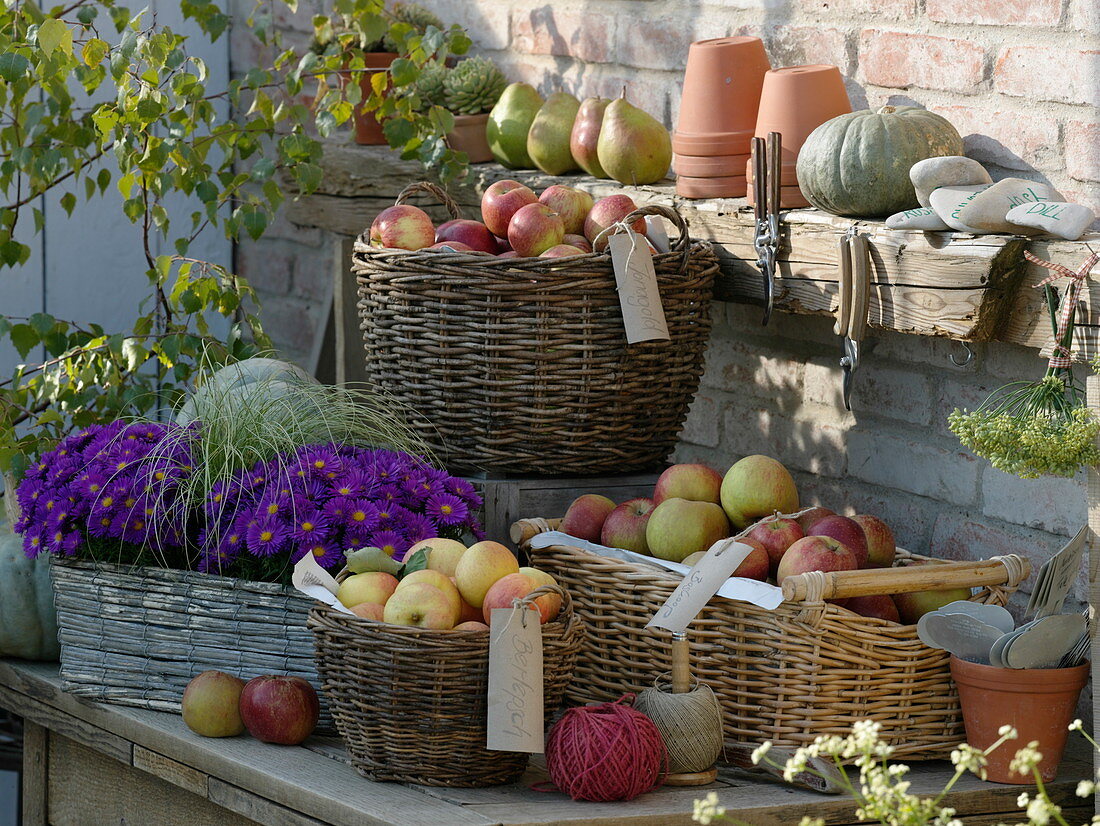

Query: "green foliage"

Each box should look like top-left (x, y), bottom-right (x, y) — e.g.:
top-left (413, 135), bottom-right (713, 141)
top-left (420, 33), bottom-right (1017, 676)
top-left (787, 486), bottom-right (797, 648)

top-left (0, 0), bottom-right (471, 476)
top-left (443, 55), bottom-right (507, 115)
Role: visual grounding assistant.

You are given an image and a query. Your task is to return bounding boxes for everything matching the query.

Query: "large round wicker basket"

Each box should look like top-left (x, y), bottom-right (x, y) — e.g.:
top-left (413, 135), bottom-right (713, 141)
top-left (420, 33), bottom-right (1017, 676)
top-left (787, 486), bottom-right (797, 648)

top-left (352, 182), bottom-right (719, 475)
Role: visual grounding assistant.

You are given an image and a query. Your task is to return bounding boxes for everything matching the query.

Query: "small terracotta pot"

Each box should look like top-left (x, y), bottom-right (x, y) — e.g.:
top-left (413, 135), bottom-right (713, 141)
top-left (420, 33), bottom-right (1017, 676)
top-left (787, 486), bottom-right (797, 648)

top-left (447, 113), bottom-right (493, 163)
top-left (672, 129), bottom-right (755, 157)
top-left (340, 52), bottom-right (398, 146)
top-left (754, 64), bottom-right (851, 166)
top-left (676, 37), bottom-right (771, 146)
top-left (950, 657), bottom-right (1088, 784)
top-left (676, 174), bottom-right (747, 199)
top-left (674, 153), bottom-right (751, 178)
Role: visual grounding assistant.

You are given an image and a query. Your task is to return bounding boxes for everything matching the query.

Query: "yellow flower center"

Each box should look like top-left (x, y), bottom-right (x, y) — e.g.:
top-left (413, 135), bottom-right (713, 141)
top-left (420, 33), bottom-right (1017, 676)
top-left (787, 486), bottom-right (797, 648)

top-left (441, 504), bottom-right (453, 515)
top-left (260, 530), bottom-right (274, 542)
top-left (351, 511), bottom-right (366, 522)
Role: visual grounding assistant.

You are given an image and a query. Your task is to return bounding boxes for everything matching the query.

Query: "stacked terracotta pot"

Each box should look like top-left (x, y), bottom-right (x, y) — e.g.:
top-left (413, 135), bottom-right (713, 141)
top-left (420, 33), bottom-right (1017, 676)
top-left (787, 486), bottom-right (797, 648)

top-left (672, 37), bottom-right (770, 199)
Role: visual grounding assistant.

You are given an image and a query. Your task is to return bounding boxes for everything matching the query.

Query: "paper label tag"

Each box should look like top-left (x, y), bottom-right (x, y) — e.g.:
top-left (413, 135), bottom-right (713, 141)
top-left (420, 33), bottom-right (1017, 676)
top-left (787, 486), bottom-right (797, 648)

top-left (647, 538), bottom-right (756, 633)
top-left (1027, 525), bottom-right (1087, 617)
top-left (645, 216), bottom-right (671, 254)
top-left (486, 605), bottom-right (544, 753)
top-left (292, 553), bottom-right (355, 615)
top-left (609, 230), bottom-right (670, 344)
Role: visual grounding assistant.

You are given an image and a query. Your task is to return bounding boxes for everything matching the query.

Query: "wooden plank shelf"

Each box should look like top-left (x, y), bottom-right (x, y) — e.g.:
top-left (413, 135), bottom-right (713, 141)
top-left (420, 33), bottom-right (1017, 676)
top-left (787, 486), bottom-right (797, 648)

top-left (286, 141), bottom-right (1097, 349)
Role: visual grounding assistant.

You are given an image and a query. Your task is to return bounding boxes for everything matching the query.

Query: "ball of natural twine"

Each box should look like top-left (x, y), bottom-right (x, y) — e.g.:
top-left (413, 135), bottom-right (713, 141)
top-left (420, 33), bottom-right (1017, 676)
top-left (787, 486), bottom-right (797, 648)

top-left (634, 677), bottom-right (724, 774)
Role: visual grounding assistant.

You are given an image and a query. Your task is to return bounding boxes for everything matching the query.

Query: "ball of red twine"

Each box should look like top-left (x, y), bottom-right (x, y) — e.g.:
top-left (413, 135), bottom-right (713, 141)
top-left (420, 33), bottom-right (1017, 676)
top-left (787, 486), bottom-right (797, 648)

top-left (544, 694), bottom-right (667, 802)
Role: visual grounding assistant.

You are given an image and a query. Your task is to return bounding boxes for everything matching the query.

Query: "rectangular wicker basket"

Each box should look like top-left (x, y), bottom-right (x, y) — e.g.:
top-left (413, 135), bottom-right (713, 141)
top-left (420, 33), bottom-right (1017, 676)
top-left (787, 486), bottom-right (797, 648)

top-left (513, 517), bottom-right (1030, 761)
top-left (50, 556), bottom-right (333, 730)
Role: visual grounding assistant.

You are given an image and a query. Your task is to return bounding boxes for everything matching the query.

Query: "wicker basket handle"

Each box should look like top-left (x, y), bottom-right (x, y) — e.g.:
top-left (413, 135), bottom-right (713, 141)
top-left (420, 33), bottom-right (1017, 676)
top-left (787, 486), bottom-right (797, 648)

top-left (622, 204), bottom-right (692, 271)
top-left (782, 554), bottom-right (1030, 603)
top-left (520, 582), bottom-right (573, 620)
top-left (510, 517), bottom-right (560, 546)
top-left (395, 181), bottom-right (463, 220)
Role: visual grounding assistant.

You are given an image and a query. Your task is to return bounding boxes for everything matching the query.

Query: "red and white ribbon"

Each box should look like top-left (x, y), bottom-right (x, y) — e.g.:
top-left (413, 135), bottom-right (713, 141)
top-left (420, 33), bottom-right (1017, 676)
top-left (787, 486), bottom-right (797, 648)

top-left (1027, 250), bottom-right (1098, 369)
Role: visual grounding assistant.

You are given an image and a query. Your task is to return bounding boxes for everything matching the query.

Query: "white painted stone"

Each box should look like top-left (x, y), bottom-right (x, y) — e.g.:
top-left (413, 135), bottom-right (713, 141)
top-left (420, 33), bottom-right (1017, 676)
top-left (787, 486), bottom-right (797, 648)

top-left (910, 156), bottom-right (993, 208)
top-left (928, 184), bottom-right (991, 233)
top-left (885, 207), bottom-right (951, 231)
top-left (1005, 200), bottom-right (1096, 241)
top-left (957, 177), bottom-right (1064, 234)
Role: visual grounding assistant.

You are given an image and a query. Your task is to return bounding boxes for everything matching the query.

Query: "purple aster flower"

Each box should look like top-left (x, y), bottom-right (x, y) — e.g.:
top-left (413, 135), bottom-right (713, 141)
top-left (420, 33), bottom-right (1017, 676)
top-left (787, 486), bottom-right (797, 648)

top-left (246, 518), bottom-right (290, 557)
top-left (402, 511), bottom-right (436, 543)
top-left (444, 476), bottom-right (480, 505)
top-left (297, 477), bottom-right (329, 502)
top-left (322, 495), bottom-right (353, 524)
top-left (290, 508), bottom-right (330, 544)
top-left (426, 493), bottom-right (468, 526)
top-left (256, 492), bottom-right (292, 522)
top-left (298, 538), bottom-right (342, 569)
top-left (342, 531), bottom-right (371, 550)
top-left (370, 530), bottom-right (405, 559)
top-left (300, 446), bottom-right (342, 480)
top-left (344, 499), bottom-right (380, 533)
top-left (368, 453), bottom-right (405, 484)
top-left (22, 529), bottom-right (44, 559)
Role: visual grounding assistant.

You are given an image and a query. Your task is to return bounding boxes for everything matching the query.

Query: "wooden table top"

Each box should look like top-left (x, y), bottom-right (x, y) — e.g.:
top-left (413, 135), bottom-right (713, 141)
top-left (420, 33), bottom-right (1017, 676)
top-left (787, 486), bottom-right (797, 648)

top-left (0, 658), bottom-right (1091, 825)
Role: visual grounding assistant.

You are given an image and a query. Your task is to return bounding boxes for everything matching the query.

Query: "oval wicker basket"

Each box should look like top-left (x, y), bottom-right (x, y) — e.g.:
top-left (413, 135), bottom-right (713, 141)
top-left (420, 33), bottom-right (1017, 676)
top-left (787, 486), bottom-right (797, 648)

top-left (307, 584), bottom-right (585, 787)
top-left (352, 182), bottom-right (720, 475)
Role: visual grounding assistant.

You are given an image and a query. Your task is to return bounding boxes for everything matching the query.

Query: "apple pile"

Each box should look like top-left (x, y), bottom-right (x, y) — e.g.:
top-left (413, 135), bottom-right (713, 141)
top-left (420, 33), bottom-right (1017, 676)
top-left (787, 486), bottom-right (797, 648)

top-left (182, 670), bottom-right (320, 745)
top-left (559, 455), bottom-right (967, 625)
top-left (369, 181), bottom-right (657, 259)
top-left (336, 537), bottom-right (562, 630)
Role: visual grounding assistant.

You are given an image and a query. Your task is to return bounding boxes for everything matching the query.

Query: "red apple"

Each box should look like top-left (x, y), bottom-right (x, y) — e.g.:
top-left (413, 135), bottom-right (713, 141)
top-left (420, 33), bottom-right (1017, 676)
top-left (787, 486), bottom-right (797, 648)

top-left (775, 536), bottom-right (858, 604)
top-left (182, 670), bottom-right (246, 738)
top-left (498, 250), bottom-right (520, 259)
top-left (808, 515), bottom-right (869, 568)
top-left (369, 204), bottom-right (435, 250)
top-left (846, 594), bottom-right (901, 622)
top-left (794, 506), bottom-right (835, 533)
top-left (720, 455), bottom-right (800, 529)
top-left (427, 240), bottom-right (473, 251)
top-left (454, 620), bottom-right (490, 631)
top-left (851, 514), bottom-right (897, 569)
top-left (747, 517), bottom-right (805, 576)
top-left (350, 602), bottom-right (385, 621)
top-left (239, 675), bottom-right (320, 745)
top-left (563, 233), bottom-right (592, 252)
top-left (646, 498), bottom-right (730, 562)
top-left (435, 218), bottom-right (499, 253)
top-left (893, 586), bottom-right (973, 625)
top-left (653, 463), bottom-right (723, 505)
top-left (560, 494), bottom-right (616, 542)
top-left (482, 572), bottom-right (540, 624)
top-left (508, 202), bottom-right (565, 257)
top-left (540, 244), bottom-right (586, 258)
top-left (600, 497), bottom-right (655, 554)
top-left (539, 185), bottom-right (594, 235)
top-left (680, 538), bottom-right (769, 581)
top-left (584, 194), bottom-right (647, 252)
top-left (519, 566), bottom-right (563, 623)
top-left (495, 235), bottom-right (512, 251)
top-left (481, 180), bottom-right (538, 237)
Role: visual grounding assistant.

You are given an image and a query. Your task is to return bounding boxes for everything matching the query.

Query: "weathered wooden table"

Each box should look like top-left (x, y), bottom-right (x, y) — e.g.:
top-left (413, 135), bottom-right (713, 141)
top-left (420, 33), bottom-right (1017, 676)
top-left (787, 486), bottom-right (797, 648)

top-left (0, 659), bottom-right (1092, 825)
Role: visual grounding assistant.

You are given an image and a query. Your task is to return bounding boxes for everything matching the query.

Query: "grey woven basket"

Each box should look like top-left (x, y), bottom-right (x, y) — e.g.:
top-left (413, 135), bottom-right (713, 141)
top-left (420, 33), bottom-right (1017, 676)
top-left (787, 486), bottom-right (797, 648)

top-left (50, 556), bottom-right (333, 731)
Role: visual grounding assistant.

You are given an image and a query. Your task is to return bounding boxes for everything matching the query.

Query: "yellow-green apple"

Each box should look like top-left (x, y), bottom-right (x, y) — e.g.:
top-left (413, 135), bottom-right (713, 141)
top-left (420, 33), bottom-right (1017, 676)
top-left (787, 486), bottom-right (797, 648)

top-left (383, 582), bottom-right (456, 629)
top-left (807, 515), bottom-right (868, 568)
top-left (747, 517), bottom-right (804, 576)
top-left (775, 536), bottom-right (858, 604)
top-left (182, 671), bottom-right (246, 738)
top-left (428, 240), bottom-right (473, 252)
top-left (337, 571), bottom-right (399, 608)
top-left (540, 244), bottom-right (586, 258)
top-left (539, 185), bottom-right (594, 235)
top-left (508, 202), bottom-right (565, 257)
top-left (239, 675), bottom-right (320, 745)
top-left (398, 569), bottom-right (463, 625)
top-left (845, 594), bottom-right (900, 622)
top-left (560, 494), bottom-right (616, 542)
top-left (350, 602), bottom-right (385, 621)
top-left (435, 218), bottom-right (499, 254)
top-left (584, 194), bottom-right (646, 251)
top-left (653, 463), bottom-right (723, 505)
top-left (794, 506), bottom-right (835, 533)
top-left (893, 586), bottom-right (972, 625)
top-left (481, 180), bottom-right (538, 237)
top-left (680, 539), bottom-right (769, 581)
top-left (454, 620), bottom-right (490, 631)
top-left (482, 572), bottom-right (540, 624)
top-left (369, 204), bottom-right (435, 250)
top-left (646, 498), bottom-right (730, 562)
top-left (851, 515), bottom-right (896, 568)
top-left (720, 455), bottom-right (799, 529)
top-left (600, 497), bottom-right (655, 553)
top-left (454, 540), bottom-right (520, 608)
top-left (407, 537), bottom-right (466, 577)
top-left (563, 233), bottom-right (592, 252)
top-left (519, 566), bottom-right (562, 623)
top-left (682, 551), bottom-right (706, 565)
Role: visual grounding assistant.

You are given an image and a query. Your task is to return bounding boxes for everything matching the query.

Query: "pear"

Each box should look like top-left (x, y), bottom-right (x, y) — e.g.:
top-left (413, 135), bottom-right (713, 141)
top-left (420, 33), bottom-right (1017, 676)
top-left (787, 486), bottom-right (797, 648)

top-left (596, 91), bottom-right (672, 186)
top-left (527, 92), bottom-right (581, 176)
top-left (487, 83), bottom-right (543, 169)
top-left (570, 97), bottom-right (611, 178)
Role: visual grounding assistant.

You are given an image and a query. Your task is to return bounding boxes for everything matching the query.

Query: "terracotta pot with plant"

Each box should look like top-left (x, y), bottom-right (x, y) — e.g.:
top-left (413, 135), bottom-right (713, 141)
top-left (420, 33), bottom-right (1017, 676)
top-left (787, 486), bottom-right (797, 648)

top-left (416, 55), bottom-right (508, 163)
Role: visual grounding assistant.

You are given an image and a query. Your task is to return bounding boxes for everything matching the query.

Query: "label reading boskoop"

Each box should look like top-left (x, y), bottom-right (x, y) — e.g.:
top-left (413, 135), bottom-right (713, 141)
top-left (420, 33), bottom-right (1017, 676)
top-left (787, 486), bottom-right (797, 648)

top-left (486, 605), bottom-right (545, 753)
top-left (609, 230), bottom-right (669, 344)
top-left (647, 538), bottom-right (755, 634)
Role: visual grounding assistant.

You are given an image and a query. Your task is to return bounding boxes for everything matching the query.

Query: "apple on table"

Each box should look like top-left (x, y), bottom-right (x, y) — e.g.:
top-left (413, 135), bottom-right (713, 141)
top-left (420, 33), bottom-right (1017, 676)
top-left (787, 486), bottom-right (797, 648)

top-left (239, 675), bottom-right (320, 746)
top-left (182, 670), bottom-right (246, 738)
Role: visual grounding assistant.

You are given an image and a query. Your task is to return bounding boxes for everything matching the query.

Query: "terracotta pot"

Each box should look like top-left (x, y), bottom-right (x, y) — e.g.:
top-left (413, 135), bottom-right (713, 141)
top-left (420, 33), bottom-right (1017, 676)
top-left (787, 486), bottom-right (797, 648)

top-left (673, 153), bottom-right (751, 178)
top-left (745, 162), bottom-right (811, 208)
top-left (447, 113), bottom-right (493, 164)
top-left (950, 656), bottom-right (1088, 784)
top-left (754, 65), bottom-right (851, 167)
top-left (676, 174), bottom-right (747, 199)
top-left (675, 36), bottom-right (770, 154)
top-left (340, 52), bottom-right (399, 146)
top-left (672, 129), bottom-right (755, 157)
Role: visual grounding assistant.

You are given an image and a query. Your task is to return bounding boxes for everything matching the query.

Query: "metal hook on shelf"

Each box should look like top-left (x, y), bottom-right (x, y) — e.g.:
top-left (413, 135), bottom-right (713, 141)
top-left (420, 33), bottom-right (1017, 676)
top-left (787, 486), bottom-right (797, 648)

top-left (949, 341), bottom-right (974, 368)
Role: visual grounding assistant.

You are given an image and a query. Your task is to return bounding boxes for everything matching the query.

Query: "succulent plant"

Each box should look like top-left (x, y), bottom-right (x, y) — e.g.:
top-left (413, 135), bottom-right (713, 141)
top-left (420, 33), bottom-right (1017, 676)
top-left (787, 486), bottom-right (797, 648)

top-left (415, 61), bottom-right (448, 109)
top-left (391, 2), bottom-right (444, 34)
top-left (443, 56), bottom-right (508, 116)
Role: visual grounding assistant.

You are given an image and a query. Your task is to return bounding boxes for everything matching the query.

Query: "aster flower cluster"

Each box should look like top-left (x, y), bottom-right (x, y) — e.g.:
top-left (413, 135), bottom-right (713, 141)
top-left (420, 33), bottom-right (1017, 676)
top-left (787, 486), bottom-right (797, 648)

top-left (14, 420), bottom-right (195, 559)
top-left (198, 444), bottom-right (483, 574)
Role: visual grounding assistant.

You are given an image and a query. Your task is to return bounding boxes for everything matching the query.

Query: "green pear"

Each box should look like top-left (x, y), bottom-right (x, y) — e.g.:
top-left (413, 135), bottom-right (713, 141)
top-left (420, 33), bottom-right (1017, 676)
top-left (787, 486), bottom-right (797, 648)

top-left (487, 83), bottom-right (543, 169)
top-left (596, 91), bottom-right (672, 186)
top-left (527, 92), bottom-right (581, 176)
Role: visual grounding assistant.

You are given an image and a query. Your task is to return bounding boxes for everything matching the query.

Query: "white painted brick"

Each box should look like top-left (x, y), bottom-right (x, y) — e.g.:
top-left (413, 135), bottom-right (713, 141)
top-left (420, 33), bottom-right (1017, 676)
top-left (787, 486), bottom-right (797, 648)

top-left (700, 336), bottom-right (806, 403)
top-left (981, 466), bottom-right (1087, 537)
top-left (929, 510), bottom-right (1067, 578)
top-left (935, 376), bottom-right (999, 439)
top-left (852, 363), bottom-right (934, 425)
top-left (419, 0), bottom-right (511, 50)
top-left (679, 392), bottom-right (721, 448)
top-left (803, 359), bottom-right (848, 411)
top-left (848, 430), bottom-right (980, 505)
top-left (720, 405), bottom-right (848, 478)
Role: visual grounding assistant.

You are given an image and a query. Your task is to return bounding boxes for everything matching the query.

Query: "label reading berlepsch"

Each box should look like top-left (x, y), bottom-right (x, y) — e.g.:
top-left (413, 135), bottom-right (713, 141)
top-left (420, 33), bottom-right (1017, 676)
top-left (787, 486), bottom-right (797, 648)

top-left (486, 605), bottom-right (545, 753)
top-left (292, 552), bottom-right (355, 615)
top-left (609, 229), bottom-right (670, 344)
top-left (647, 538), bottom-right (755, 634)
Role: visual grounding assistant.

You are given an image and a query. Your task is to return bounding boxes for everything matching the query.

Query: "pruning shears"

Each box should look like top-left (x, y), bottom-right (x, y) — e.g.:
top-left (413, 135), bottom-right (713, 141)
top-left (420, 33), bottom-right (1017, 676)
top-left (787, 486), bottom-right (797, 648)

top-left (752, 132), bottom-right (782, 326)
top-left (836, 226), bottom-right (871, 411)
